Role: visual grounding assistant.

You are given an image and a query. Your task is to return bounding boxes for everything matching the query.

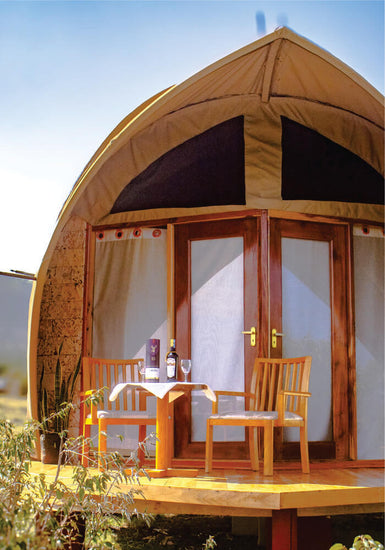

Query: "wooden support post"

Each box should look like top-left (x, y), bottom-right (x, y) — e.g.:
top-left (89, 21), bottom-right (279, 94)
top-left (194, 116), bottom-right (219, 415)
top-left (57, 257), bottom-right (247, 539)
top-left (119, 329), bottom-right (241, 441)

top-left (271, 509), bottom-right (297, 550)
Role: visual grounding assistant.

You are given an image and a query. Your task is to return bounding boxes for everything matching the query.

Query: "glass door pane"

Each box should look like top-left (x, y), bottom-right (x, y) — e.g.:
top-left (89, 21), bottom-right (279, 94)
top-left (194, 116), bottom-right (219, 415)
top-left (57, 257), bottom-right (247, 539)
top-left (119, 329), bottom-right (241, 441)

top-left (281, 237), bottom-right (332, 442)
top-left (190, 237), bottom-right (244, 442)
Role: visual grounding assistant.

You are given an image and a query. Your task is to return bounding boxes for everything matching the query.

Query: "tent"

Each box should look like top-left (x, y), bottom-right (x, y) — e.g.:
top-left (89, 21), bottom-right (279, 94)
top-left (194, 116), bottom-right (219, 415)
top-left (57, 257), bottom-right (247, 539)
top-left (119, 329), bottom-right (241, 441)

top-left (28, 27), bottom-right (384, 464)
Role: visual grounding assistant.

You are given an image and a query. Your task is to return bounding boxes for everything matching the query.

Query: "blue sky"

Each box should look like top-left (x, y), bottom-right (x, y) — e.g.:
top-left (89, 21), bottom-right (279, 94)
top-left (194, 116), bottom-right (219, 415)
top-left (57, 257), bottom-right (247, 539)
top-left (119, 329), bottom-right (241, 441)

top-left (0, 0), bottom-right (383, 274)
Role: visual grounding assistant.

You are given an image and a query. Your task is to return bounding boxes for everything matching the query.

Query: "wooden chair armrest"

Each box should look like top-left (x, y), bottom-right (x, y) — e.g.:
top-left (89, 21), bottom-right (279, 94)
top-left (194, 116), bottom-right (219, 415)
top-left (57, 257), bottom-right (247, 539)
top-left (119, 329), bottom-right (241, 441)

top-left (214, 390), bottom-right (251, 398)
top-left (279, 390), bottom-right (311, 397)
top-left (277, 391), bottom-right (311, 423)
top-left (212, 391), bottom-right (252, 414)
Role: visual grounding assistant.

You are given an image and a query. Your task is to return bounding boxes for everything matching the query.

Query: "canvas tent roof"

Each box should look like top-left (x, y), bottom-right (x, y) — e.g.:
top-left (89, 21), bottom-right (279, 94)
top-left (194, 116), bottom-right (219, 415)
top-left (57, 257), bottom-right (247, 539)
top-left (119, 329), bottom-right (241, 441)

top-left (59, 27), bottom-right (384, 231)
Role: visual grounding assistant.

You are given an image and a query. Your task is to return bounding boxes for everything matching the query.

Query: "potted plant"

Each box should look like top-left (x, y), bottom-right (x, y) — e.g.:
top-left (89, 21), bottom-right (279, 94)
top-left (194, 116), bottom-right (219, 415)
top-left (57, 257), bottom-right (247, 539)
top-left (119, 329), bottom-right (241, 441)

top-left (38, 342), bottom-right (81, 464)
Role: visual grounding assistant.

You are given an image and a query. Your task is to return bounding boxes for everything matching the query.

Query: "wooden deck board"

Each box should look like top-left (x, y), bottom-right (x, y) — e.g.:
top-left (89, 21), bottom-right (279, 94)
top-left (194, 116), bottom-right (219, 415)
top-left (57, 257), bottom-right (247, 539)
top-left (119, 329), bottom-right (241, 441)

top-left (30, 462), bottom-right (384, 518)
top-left (132, 468), bottom-right (384, 515)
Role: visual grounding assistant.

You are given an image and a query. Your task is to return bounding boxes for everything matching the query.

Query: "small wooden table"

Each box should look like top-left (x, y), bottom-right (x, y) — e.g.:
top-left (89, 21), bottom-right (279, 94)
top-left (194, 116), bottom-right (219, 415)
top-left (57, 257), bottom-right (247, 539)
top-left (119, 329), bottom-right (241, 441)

top-left (109, 381), bottom-right (216, 477)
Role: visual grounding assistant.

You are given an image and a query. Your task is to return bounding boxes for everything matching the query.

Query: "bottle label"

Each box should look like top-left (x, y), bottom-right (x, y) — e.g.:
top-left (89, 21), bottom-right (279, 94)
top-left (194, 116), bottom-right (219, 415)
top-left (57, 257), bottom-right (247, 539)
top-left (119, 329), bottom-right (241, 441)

top-left (145, 367), bottom-right (159, 382)
top-left (166, 358), bottom-right (176, 379)
top-left (146, 339), bottom-right (160, 368)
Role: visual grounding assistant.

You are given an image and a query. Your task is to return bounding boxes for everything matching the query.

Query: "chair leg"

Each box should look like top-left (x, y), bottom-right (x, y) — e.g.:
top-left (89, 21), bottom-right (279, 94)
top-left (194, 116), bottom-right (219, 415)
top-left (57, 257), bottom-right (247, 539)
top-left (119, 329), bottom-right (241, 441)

top-left (299, 424), bottom-right (310, 474)
top-left (98, 419), bottom-right (108, 469)
top-left (249, 426), bottom-right (259, 471)
top-left (205, 420), bottom-right (213, 473)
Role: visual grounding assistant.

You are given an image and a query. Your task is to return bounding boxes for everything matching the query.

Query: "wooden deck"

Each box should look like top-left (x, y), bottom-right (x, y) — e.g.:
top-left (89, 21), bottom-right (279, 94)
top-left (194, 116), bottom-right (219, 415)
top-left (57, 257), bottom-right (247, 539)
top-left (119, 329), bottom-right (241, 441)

top-left (30, 461), bottom-right (384, 550)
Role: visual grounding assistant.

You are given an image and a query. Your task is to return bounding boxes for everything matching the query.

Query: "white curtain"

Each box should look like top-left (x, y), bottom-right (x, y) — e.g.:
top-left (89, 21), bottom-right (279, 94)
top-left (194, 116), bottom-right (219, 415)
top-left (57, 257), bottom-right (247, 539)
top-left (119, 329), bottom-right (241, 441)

top-left (353, 225), bottom-right (384, 459)
top-left (91, 227), bottom-right (167, 451)
top-left (92, 227), bottom-right (167, 363)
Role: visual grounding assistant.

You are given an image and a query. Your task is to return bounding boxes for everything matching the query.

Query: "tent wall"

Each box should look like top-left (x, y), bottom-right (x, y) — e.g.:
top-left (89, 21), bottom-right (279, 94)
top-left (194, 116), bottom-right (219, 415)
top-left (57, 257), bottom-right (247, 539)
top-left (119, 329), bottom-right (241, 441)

top-left (353, 225), bottom-right (385, 459)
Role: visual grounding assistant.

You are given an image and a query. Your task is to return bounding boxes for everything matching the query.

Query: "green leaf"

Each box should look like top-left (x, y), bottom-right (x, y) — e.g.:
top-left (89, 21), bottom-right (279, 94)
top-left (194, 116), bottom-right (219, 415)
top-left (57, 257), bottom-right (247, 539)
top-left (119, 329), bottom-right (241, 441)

top-left (38, 363), bottom-right (45, 404)
top-left (69, 355), bottom-right (81, 402)
top-left (54, 347), bottom-right (62, 403)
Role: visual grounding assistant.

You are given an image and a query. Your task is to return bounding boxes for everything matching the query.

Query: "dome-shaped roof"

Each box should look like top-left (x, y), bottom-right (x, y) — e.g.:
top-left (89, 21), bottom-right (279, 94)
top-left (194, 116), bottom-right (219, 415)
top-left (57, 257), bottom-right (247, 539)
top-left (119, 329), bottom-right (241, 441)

top-left (58, 26), bottom-right (383, 230)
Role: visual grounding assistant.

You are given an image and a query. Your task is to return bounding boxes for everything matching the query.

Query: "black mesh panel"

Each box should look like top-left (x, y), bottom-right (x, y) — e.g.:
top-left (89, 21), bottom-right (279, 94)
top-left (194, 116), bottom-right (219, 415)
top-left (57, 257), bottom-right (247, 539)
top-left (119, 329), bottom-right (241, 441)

top-left (281, 116), bottom-right (384, 205)
top-left (111, 116), bottom-right (245, 213)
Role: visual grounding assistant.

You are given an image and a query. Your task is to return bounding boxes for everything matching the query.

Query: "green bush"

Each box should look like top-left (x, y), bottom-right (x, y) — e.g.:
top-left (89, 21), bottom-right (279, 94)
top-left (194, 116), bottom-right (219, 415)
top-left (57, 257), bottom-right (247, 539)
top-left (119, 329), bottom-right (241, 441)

top-left (330, 534), bottom-right (384, 550)
top-left (0, 397), bottom-right (151, 549)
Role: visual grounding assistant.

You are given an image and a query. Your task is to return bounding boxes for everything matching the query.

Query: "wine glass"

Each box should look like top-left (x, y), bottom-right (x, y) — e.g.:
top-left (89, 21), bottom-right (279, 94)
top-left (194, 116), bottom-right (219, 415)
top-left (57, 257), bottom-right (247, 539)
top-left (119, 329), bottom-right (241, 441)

top-left (180, 359), bottom-right (191, 382)
top-left (138, 360), bottom-right (145, 382)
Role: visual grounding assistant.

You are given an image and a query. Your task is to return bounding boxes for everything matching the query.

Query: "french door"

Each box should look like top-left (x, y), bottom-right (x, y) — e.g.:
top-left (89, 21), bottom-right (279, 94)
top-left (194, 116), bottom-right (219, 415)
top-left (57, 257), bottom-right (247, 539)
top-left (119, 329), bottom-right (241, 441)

top-left (174, 217), bottom-right (262, 459)
top-left (270, 219), bottom-right (352, 460)
top-left (173, 215), bottom-right (352, 461)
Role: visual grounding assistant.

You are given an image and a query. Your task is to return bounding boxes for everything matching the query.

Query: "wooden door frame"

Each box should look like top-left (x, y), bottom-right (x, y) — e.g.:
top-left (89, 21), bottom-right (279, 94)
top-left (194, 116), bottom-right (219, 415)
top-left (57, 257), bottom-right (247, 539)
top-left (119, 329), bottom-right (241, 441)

top-left (269, 218), bottom-right (354, 460)
top-left (173, 216), bottom-right (264, 459)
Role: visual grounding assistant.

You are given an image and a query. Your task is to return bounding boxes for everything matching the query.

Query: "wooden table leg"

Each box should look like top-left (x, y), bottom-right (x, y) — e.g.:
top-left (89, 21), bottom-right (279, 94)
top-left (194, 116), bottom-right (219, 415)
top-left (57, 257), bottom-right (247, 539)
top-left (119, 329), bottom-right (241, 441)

top-left (149, 394), bottom-right (199, 478)
top-left (155, 395), bottom-right (169, 471)
top-left (271, 509), bottom-right (297, 550)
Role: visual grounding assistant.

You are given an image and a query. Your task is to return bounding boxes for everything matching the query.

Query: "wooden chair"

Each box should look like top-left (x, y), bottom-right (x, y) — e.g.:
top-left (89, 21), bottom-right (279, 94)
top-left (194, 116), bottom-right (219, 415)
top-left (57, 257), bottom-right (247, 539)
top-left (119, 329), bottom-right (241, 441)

top-left (81, 357), bottom-right (156, 468)
top-left (205, 356), bottom-right (312, 475)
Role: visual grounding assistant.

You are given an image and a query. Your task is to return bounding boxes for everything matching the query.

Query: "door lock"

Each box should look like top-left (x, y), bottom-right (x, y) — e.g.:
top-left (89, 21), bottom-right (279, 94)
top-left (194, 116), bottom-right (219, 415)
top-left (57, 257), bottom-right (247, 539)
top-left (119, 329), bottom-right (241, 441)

top-left (242, 326), bottom-right (256, 347)
top-left (271, 328), bottom-right (285, 349)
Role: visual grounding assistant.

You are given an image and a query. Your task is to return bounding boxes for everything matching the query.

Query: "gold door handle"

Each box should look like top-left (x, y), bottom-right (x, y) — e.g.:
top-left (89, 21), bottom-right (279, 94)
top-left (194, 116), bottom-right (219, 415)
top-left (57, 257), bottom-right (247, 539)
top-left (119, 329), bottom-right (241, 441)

top-left (271, 328), bottom-right (285, 349)
top-left (242, 326), bottom-right (256, 347)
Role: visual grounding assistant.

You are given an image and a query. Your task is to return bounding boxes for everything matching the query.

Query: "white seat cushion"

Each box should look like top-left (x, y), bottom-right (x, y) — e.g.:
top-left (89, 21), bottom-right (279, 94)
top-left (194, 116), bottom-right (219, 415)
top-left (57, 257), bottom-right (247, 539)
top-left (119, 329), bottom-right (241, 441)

top-left (92, 410), bottom-right (155, 419)
top-left (210, 410), bottom-right (303, 421)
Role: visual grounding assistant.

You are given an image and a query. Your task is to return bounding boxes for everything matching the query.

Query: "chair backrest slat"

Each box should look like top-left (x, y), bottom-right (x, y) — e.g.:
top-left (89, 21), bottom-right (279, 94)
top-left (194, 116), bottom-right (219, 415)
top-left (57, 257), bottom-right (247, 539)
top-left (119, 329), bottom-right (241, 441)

top-left (261, 362), bottom-right (268, 410)
top-left (268, 362), bottom-right (277, 411)
top-left (82, 358), bottom-right (144, 413)
top-left (249, 361), bottom-right (259, 410)
top-left (97, 360), bottom-right (105, 408)
top-left (112, 364), bottom-right (118, 411)
top-left (283, 362), bottom-right (291, 393)
top-left (252, 357), bottom-right (311, 414)
top-left (276, 362), bottom-right (283, 409)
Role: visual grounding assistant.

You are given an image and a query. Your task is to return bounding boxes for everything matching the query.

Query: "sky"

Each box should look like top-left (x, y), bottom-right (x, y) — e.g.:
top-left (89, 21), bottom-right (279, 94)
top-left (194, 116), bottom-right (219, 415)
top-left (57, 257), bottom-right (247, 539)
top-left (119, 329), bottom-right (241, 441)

top-left (0, 0), bottom-right (383, 275)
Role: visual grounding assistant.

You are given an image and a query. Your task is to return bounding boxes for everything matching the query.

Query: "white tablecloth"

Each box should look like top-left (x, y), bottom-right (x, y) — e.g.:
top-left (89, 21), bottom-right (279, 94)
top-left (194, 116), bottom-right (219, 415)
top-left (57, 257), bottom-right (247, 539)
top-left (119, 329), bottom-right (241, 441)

top-left (109, 381), bottom-right (216, 403)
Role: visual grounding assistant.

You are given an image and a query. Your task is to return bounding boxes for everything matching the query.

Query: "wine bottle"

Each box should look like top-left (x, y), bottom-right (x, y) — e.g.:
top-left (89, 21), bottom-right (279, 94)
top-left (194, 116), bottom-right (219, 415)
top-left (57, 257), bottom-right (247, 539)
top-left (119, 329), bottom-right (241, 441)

top-left (166, 339), bottom-right (178, 382)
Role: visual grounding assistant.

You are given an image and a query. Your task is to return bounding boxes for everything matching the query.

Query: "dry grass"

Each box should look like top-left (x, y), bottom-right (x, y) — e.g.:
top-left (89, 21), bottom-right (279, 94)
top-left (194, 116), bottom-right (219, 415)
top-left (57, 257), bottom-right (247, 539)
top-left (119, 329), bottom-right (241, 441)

top-left (0, 394), bottom-right (27, 426)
